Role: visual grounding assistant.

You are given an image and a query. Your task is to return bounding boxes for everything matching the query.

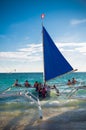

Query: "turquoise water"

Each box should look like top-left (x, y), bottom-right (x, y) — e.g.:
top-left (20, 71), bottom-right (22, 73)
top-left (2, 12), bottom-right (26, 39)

top-left (0, 72), bottom-right (86, 104)
top-left (0, 72), bottom-right (86, 88)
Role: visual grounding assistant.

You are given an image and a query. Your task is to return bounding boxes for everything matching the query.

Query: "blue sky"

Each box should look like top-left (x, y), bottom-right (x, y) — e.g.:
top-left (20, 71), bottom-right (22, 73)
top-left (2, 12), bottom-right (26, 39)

top-left (0, 0), bottom-right (86, 72)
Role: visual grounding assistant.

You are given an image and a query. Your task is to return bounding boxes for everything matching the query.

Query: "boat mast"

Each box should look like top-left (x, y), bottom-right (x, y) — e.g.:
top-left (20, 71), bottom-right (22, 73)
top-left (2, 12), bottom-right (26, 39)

top-left (41, 14), bottom-right (45, 83)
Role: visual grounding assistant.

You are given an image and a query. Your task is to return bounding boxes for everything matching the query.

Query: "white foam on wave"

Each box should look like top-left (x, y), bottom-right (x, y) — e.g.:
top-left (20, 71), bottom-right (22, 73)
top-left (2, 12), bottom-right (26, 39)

top-left (40, 99), bottom-right (72, 107)
top-left (42, 101), bottom-right (60, 107)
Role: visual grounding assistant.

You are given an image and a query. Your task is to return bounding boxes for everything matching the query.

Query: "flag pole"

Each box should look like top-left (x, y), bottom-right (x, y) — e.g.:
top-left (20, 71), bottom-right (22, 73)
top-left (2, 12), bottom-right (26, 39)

top-left (41, 14), bottom-right (45, 83)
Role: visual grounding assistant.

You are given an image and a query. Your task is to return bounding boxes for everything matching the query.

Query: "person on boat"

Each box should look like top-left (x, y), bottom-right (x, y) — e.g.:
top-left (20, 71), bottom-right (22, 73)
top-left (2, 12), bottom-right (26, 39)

top-left (24, 80), bottom-right (31, 87)
top-left (43, 83), bottom-right (51, 97)
top-left (43, 83), bottom-right (48, 91)
top-left (13, 79), bottom-right (22, 87)
top-left (72, 78), bottom-right (77, 84)
top-left (38, 83), bottom-right (43, 97)
top-left (53, 85), bottom-right (60, 96)
top-left (34, 81), bottom-right (39, 91)
top-left (67, 79), bottom-right (72, 85)
top-left (42, 87), bottom-right (47, 98)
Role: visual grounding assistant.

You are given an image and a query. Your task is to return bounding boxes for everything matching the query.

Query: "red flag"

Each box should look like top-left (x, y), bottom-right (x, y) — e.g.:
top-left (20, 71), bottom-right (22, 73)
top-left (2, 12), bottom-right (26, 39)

top-left (41, 14), bottom-right (45, 19)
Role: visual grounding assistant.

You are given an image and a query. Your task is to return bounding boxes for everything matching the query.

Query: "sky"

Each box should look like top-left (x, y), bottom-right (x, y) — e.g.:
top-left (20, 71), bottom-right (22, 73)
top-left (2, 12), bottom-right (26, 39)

top-left (0, 0), bottom-right (86, 73)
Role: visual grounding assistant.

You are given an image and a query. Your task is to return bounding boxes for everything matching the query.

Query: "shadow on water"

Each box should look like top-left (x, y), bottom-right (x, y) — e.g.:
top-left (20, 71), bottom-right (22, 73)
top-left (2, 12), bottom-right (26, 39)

top-left (2, 113), bottom-right (23, 130)
top-left (0, 97), bottom-right (86, 130)
top-left (0, 107), bottom-right (39, 130)
top-left (24, 108), bottom-right (86, 130)
top-left (0, 104), bottom-right (86, 130)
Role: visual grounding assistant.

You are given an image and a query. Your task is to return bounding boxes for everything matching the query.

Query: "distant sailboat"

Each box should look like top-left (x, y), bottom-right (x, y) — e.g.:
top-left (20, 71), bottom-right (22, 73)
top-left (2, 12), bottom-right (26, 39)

top-left (42, 26), bottom-right (73, 82)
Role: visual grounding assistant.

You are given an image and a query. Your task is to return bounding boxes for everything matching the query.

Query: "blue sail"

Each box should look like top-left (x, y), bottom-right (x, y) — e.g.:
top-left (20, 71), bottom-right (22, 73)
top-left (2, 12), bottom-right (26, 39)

top-left (43, 26), bottom-right (73, 82)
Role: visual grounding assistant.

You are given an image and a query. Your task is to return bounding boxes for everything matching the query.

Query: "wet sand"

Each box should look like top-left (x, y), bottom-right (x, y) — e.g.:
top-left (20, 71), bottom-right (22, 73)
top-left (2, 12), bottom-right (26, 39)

top-left (0, 100), bottom-right (86, 130)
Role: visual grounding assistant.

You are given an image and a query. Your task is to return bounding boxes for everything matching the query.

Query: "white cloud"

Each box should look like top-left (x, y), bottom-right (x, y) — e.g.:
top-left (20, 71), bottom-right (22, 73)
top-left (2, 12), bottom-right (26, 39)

top-left (19, 43), bottom-right (42, 52)
top-left (0, 43), bottom-right (86, 61)
top-left (56, 42), bottom-right (86, 54)
top-left (0, 42), bottom-right (86, 72)
top-left (71, 19), bottom-right (86, 25)
top-left (0, 43), bottom-right (43, 62)
top-left (75, 46), bottom-right (86, 55)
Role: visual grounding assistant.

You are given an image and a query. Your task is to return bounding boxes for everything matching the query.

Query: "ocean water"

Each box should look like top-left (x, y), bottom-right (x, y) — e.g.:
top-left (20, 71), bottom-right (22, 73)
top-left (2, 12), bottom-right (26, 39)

top-left (0, 72), bottom-right (86, 105)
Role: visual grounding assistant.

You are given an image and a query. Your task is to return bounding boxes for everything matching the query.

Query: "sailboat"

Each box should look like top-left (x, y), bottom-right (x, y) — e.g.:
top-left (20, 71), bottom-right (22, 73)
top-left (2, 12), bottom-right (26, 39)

top-left (42, 25), bottom-right (86, 99)
top-left (1, 22), bottom-right (86, 119)
top-left (42, 25), bottom-right (74, 83)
